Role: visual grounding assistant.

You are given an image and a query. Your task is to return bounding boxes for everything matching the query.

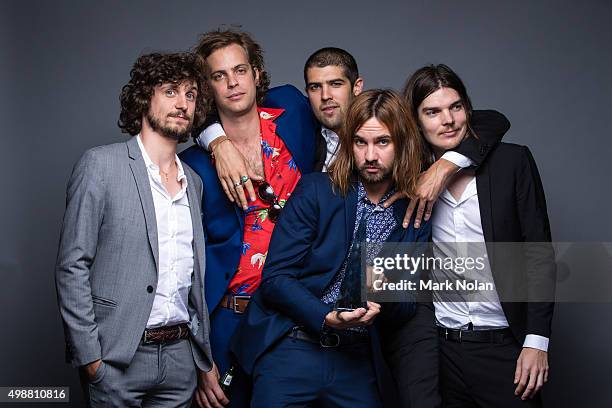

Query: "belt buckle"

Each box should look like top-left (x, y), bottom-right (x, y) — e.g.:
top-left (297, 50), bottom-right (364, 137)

top-left (320, 333), bottom-right (340, 348)
top-left (458, 329), bottom-right (462, 343)
top-left (232, 295), bottom-right (251, 314)
top-left (142, 329), bottom-right (153, 345)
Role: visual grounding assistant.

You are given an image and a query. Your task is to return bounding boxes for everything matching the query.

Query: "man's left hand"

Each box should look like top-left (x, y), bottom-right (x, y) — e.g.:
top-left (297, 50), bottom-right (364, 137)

top-left (514, 348), bottom-right (549, 400)
top-left (384, 158), bottom-right (459, 228)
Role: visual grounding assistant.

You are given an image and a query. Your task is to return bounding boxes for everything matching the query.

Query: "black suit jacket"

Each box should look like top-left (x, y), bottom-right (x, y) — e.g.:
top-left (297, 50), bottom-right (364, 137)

top-left (476, 142), bottom-right (556, 342)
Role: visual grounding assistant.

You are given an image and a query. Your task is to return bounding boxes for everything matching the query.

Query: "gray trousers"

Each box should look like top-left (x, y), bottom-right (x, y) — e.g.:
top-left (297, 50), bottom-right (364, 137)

top-left (82, 339), bottom-right (197, 407)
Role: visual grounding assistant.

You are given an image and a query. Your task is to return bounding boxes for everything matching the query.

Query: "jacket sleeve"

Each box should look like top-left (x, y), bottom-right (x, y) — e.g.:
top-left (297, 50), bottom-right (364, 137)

top-left (516, 146), bottom-right (556, 338)
top-left (453, 110), bottom-right (511, 167)
top-left (258, 177), bottom-right (333, 334)
top-left (377, 218), bottom-right (432, 329)
top-left (54, 149), bottom-right (105, 367)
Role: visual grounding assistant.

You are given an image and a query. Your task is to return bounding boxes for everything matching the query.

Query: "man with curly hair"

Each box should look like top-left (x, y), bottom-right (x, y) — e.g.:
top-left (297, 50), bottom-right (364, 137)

top-left (179, 29), bottom-right (318, 407)
top-left (55, 52), bottom-right (213, 407)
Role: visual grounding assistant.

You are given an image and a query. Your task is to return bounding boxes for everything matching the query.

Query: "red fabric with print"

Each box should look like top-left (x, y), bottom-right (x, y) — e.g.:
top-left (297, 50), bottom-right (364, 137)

top-left (228, 108), bottom-right (302, 295)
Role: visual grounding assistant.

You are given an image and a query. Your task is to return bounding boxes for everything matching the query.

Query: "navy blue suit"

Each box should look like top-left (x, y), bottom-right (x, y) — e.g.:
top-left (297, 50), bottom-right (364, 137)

top-left (231, 172), bottom-right (432, 407)
top-left (179, 85), bottom-right (318, 406)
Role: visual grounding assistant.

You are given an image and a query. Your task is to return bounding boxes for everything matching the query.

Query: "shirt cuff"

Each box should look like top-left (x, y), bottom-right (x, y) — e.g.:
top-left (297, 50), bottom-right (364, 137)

top-left (196, 122), bottom-right (225, 151)
top-left (523, 334), bottom-right (549, 352)
top-left (440, 151), bottom-right (474, 169)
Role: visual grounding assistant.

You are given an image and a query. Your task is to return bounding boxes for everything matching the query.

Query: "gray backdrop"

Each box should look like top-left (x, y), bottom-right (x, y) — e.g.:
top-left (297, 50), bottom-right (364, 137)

top-left (2, 0), bottom-right (611, 406)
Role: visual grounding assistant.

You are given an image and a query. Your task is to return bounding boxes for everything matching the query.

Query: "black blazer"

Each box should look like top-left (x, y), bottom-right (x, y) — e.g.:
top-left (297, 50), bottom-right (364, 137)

top-left (476, 142), bottom-right (556, 342)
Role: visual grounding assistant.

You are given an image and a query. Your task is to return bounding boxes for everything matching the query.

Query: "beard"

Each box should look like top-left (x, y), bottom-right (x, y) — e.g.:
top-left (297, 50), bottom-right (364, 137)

top-left (146, 111), bottom-right (193, 143)
top-left (315, 104), bottom-right (344, 132)
top-left (358, 161), bottom-right (393, 184)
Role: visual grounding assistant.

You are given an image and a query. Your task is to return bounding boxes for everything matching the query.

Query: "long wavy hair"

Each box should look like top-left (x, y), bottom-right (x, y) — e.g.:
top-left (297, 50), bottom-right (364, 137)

top-left (401, 64), bottom-right (476, 164)
top-left (194, 28), bottom-right (270, 117)
top-left (329, 89), bottom-right (425, 196)
top-left (118, 52), bottom-right (207, 138)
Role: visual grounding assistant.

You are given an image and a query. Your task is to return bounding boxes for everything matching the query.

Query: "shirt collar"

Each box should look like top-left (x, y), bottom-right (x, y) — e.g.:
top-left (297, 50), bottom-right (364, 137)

top-left (357, 181), bottom-right (396, 207)
top-left (136, 134), bottom-right (187, 183)
top-left (321, 127), bottom-right (339, 144)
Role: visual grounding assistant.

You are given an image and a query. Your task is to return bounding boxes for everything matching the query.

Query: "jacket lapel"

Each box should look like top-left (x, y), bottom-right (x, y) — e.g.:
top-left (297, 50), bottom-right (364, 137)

top-left (344, 184), bottom-right (358, 249)
top-left (185, 168), bottom-right (205, 288)
top-left (126, 137), bottom-right (159, 273)
top-left (476, 165), bottom-right (496, 271)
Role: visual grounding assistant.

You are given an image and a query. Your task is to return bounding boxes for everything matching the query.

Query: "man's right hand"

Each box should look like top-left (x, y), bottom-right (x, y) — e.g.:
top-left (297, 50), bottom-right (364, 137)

top-left (324, 301), bottom-right (381, 330)
top-left (83, 359), bottom-right (102, 381)
top-left (212, 139), bottom-right (262, 210)
top-left (194, 362), bottom-right (229, 408)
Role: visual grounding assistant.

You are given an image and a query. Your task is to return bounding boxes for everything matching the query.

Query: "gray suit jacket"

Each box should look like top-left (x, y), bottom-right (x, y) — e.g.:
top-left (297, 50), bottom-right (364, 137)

top-left (55, 136), bottom-right (212, 372)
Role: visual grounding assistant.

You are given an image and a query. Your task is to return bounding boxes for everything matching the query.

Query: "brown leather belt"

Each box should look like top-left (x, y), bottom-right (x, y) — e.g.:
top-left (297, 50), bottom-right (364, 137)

top-left (220, 294), bottom-right (251, 314)
top-left (142, 323), bottom-right (190, 345)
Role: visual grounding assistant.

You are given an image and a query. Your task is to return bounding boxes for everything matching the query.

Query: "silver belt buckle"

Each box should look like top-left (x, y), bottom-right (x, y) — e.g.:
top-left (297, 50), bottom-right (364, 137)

top-left (232, 295), bottom-right (251, 314)
top-left (320, 333), bottom-right (340, 348)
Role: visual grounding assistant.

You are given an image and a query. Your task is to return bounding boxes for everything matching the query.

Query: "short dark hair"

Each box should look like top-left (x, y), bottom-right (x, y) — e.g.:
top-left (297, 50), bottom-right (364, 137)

top-left (194, 28), bottom-right (270, 112)
top-left (303, 47), bottom-right (359, 87)
top-left (118, 52), bottom-right (206, 136)
top-left (401, 64), bottom-right (474, 135)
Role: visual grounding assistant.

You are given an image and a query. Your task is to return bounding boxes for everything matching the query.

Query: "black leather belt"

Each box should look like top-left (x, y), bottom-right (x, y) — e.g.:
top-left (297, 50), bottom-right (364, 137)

top-left (289, 327), bottom-right (369, 348)
top-left (438, 326), bottom-right (513, 343)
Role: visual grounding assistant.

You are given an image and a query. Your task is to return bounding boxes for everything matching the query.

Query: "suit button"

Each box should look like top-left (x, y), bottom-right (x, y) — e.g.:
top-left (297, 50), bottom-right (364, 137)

top-left (147, 285), bottom-right (153, 293)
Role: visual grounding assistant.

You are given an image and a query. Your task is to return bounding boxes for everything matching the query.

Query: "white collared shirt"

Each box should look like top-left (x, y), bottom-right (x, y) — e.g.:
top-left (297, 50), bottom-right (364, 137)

top-left (320, 127), bottom-right (339, 172)
top-left (136, 135), bottom-right (194, 329)
top-left (432, 176), bottom-right (549, 351)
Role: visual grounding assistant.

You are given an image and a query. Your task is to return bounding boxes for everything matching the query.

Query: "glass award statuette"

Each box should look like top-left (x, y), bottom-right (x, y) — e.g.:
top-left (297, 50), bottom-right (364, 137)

top-left (335, 218), bottom-right (368, 311)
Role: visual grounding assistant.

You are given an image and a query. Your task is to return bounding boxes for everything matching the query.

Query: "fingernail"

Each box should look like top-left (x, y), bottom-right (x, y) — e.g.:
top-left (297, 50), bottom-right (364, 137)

top-left (402, 223), bottom-right (408, 228)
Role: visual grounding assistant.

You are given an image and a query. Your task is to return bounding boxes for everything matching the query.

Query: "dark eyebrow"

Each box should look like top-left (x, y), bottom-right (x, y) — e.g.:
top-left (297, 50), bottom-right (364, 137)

top-left (421, 98), bottom-right (463, 112)
top-left (327, 78), bottom-right (345, 83)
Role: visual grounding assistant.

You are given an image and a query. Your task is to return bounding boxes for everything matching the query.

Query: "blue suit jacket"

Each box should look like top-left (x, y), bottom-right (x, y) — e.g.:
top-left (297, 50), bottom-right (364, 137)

top-left (179, 85), bottom-right (318, 312)
top-left (231, 173), bottom-right (432, 381)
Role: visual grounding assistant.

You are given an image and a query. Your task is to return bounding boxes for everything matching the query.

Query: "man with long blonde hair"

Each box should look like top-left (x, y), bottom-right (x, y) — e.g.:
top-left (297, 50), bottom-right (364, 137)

top-left (230, 89), bottom-right (437, 407)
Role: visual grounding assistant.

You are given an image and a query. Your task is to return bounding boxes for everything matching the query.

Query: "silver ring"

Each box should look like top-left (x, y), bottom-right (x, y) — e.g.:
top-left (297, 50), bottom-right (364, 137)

top-left (240, 175), bottom-right (249, 184)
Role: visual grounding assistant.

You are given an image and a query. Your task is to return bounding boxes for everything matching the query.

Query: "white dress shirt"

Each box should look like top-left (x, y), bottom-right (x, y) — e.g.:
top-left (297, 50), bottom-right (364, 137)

top-left (320, 127), bottom-right (339, 172)
top-left (137, 136), bottom-right (194, 329)
top-left (197, 123), bottom-right (473, 171)
top-left (432, 176), bottom-right (549, 351)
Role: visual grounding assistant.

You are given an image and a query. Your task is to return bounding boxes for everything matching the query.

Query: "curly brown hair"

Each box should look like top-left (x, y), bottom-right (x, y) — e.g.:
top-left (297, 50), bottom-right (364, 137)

top-left (194, 28), bottom-right (270, 116)
top-left (118, 52), bottom-right (207, 137)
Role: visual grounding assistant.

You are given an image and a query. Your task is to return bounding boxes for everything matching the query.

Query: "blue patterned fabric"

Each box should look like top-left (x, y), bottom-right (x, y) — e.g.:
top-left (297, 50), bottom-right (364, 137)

top-left (321, 182), bottom-right (398, 305)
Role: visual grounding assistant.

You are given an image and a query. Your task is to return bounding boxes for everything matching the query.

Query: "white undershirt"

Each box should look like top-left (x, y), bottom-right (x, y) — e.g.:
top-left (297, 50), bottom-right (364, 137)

top-left (137, 135), bottom-right (194, 329)
top-left (432, 176), bottom-right (549, 351)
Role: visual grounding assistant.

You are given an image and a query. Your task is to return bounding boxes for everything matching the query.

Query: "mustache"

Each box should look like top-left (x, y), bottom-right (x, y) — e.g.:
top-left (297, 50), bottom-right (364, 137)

top-left (320, 103), bottom-right (340, 110)
top-left (168, 111), bottom-right (191, 120)
top-left (359, 161), bottom-right (382, 169)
